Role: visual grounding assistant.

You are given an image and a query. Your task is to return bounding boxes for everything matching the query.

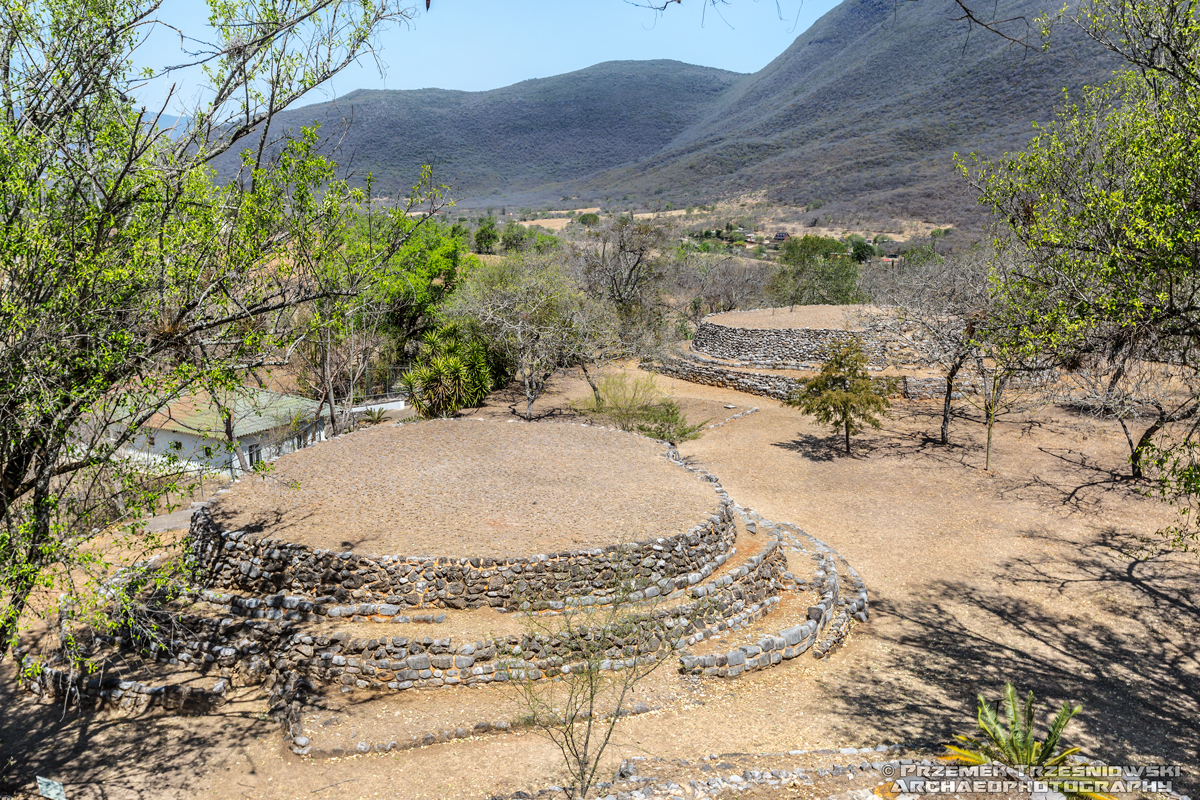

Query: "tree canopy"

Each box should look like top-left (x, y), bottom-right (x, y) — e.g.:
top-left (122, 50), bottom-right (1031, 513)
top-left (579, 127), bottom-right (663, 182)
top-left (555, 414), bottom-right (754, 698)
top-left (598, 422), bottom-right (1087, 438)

top-left (0, 0), bottom-right (421, 664)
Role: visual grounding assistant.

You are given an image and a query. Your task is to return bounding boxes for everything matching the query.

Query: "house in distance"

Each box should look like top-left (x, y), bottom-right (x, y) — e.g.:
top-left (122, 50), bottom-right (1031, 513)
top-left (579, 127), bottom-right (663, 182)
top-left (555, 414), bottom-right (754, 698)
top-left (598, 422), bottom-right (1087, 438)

top-left (134, 388), bottom-right (328, 477)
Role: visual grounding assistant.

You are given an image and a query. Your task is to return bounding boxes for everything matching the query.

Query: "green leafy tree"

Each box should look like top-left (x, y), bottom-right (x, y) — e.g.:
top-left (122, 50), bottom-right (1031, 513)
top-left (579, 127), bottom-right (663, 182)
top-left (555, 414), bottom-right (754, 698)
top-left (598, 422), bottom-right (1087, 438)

top-left (782, 234), bottom-right (845, 263)
top-left (443, 253), bottom-right (619, 419)
top-left (850, 238), bottom-right (876, 263)
top-left (787, 339), bottom-right (889, 454)
top-left (501, 221), bottom-right (531, 252)
top-left (474, 217), bottom-right (499, 253)
top-left (964, 0), bottom-right (1200, 541)
top-left (577, 212), bottom-right (600, 227)
top-left (0, 0), bottom-right (416, 665)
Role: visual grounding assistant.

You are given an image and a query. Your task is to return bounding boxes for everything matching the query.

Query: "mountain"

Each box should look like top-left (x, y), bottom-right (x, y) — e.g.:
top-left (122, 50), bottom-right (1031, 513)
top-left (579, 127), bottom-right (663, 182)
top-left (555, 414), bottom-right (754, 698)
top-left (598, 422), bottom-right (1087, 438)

top-left (220, 0), bottom-right (1119, 222)
top-left (225, 60), bottom-right (742, 201)
top-left (576, 0), bottom-right (1119, 222)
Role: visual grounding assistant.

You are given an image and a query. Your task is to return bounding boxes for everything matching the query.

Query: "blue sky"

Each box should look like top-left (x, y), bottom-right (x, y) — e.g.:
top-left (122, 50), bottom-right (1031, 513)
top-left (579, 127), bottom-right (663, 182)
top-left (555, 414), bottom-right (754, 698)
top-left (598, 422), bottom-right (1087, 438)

top-left (137, 0), bottom-right (839, 111)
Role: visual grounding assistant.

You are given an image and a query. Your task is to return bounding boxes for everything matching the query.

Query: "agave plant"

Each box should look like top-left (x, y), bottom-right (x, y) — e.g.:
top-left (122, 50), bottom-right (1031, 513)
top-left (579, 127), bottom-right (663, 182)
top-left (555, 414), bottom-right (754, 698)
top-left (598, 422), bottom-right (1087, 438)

top-left (947, 683), bottom-right (1111, 800)
top-left (361, 407), bottom-right (388, 425)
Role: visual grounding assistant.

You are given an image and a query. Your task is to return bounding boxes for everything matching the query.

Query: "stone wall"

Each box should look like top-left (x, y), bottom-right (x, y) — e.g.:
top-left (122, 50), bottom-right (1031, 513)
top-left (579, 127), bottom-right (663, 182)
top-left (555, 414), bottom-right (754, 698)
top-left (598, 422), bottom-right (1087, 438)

top-left (189, 500), bottom-right (735, 613)
top-left (647, 354), bottom-right (912, 402)
top-left (692, 318), bottom-right (888, 366)
top-left (17, 659), bottom-right (230, 714)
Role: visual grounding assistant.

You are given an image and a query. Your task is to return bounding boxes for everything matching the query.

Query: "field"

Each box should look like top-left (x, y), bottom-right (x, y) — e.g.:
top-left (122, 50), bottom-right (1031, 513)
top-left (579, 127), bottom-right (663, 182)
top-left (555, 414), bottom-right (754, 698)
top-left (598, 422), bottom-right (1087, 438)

top-left (2, 360), bottom-right (1196, 800)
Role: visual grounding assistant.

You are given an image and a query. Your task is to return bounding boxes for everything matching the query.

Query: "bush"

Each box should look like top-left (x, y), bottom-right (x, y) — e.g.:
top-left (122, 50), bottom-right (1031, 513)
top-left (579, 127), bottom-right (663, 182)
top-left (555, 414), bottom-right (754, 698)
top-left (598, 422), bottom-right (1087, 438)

top-left (572, 373), bottom-right (704, 440)
top-left (399, 326), bottom-right (506, 418)
top-left (634, 399), bottom-right (706, 441)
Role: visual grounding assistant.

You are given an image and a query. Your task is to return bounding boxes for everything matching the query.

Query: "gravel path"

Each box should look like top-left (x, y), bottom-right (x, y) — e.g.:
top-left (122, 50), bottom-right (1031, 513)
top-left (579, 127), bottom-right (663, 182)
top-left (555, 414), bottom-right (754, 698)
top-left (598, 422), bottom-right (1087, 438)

top-left (209, 418), bottom-right (718, 559)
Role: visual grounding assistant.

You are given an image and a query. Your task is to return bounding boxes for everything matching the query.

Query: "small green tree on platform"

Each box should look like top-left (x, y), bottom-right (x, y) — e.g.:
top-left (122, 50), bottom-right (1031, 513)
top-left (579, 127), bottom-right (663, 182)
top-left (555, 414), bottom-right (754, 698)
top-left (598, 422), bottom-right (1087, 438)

top-left (787, 339), bottom-right (889, 454)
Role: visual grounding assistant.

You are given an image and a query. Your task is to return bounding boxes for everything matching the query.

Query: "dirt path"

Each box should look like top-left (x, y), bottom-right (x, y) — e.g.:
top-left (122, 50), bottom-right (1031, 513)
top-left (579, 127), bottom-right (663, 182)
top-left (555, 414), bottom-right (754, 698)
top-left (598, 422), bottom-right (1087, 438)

top-left (3, 365), bottom-right (1197, 799)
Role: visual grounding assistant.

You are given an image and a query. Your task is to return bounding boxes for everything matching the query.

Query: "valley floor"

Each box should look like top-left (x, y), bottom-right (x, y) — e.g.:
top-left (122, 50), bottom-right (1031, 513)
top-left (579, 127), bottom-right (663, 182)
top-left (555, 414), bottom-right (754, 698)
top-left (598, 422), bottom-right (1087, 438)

top-left (2, 365), bottom-right (1197, 799)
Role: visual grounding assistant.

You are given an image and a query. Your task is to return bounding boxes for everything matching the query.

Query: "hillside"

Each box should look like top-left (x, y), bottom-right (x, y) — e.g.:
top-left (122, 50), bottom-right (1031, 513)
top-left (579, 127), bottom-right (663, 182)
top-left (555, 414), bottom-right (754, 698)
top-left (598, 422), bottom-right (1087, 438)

top-left (574, 0), bottom-right (1119, 223)
top-left (219, 60), bottom-right (742, 201)
top-left (218, 0), bottom-right (1119, 224)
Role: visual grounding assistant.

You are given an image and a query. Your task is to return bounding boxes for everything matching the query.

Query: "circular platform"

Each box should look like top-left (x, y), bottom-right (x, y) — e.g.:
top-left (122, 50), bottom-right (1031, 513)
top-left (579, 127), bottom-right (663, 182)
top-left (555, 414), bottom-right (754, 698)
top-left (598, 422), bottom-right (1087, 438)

top-left (704, 305), bottom-right (876, 331)
top-left (209, 419), bottom-right (719, 560)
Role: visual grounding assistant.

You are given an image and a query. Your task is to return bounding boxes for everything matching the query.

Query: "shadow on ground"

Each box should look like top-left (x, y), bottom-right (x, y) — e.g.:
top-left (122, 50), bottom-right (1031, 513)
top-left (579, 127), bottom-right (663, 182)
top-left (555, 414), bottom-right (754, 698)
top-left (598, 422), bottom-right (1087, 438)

top-left (0, 669), bottom-right (276, 799)
top-left (821, 528), bottom-right (1200, 793)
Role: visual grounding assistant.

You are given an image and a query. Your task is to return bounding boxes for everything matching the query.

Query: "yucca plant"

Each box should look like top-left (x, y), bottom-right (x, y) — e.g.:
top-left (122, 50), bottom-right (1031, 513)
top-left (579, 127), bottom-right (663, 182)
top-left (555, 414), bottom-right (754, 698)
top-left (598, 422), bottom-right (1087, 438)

top-left (402, 325), bottom-right (503, 418)
top-left (947, 683), bottom-right (1111, 800)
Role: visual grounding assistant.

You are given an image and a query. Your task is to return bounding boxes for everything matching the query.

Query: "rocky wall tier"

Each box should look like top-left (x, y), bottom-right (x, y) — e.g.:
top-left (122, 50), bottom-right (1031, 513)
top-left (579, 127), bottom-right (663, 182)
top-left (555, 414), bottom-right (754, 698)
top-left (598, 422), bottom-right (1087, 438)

top-left (189, 499), bottom-right (735, 612)
top-left (692, 319), bottom-right (888, 366)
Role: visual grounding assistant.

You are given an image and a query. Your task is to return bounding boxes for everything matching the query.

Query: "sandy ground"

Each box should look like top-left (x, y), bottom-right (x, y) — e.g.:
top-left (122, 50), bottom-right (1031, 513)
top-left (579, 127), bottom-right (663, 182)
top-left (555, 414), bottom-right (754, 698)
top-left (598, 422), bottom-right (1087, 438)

top-left (704, 306), bottom-right (879, 331)
top-left (208, 418), bottom-right (718, 559)
top-left (2, 364), bottom-right (1198, 799)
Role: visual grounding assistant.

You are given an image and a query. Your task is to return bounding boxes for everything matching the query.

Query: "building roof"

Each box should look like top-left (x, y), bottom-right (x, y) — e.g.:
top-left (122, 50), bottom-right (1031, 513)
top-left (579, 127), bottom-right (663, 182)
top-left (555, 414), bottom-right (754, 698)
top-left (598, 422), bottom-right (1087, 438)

top-left (146, 388), bottom-right (324, 440)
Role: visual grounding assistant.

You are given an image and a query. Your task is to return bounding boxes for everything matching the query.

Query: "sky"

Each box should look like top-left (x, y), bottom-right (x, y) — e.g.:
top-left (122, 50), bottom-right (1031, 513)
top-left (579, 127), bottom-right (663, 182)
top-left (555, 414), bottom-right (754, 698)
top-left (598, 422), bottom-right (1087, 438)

top-left (136, 0), bottom-right (841, 112)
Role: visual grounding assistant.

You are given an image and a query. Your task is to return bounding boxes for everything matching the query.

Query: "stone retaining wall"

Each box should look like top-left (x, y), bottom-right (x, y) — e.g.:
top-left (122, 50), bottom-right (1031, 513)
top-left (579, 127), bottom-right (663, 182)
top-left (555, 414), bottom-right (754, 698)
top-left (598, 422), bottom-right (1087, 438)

top-left (647, 354), bottom-right (911, 401)
top-left (678, 508), bottom-right (869, 678)
top-left (189, 500), bottom-right (735, 612)
top-left (693, 318), bottom-right (888, 366)
top-left (17, 658), bottom-right (230, 714)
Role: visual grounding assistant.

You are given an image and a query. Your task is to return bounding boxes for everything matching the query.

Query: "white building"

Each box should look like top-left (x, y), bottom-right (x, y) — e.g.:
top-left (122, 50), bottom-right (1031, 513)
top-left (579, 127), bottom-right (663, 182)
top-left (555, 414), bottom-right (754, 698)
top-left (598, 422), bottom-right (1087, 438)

top-left (132, 388), bottom-right (329, 477)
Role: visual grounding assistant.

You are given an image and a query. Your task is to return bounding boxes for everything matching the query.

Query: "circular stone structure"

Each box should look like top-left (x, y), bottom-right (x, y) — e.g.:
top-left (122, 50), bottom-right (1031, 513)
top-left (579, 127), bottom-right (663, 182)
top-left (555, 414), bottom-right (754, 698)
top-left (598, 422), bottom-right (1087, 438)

top-left (691, 305), bottom-right (887, 365)
top-left (208, 419), bottom-right (718, 560)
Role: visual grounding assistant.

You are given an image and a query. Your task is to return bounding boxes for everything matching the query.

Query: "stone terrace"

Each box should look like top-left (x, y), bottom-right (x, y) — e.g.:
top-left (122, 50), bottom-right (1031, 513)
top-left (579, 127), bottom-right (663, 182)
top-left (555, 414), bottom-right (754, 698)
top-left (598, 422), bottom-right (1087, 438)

top-left (207, 418), bottom-right (719, 559)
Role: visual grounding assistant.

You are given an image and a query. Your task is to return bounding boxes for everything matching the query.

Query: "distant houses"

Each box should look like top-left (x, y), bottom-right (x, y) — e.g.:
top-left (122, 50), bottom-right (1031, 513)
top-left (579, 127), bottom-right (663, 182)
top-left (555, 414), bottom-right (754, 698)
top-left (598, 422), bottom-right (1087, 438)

top-left (772, 231), bottom-right (790, 242)
top-left (133, 388), bottom-right (329, 477)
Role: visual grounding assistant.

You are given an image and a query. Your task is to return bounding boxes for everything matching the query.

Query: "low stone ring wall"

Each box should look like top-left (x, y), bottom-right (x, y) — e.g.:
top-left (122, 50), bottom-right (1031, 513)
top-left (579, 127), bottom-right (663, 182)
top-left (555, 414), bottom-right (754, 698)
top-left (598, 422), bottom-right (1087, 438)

top-left (188, 500), bottom-right (735, 612)
top-left (692, 318), bottom-right (888, 365)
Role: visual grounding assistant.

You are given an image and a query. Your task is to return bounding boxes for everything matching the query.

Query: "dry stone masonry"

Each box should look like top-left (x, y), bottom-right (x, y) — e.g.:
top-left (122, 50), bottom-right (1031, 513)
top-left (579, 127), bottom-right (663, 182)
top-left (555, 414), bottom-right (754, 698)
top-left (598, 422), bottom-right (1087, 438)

top-left (692, 312), bottom-right (888, 366)
top-left (188, 500), bottom-right (736, 612)
top-left (18, 418), bottom-right (872, 768)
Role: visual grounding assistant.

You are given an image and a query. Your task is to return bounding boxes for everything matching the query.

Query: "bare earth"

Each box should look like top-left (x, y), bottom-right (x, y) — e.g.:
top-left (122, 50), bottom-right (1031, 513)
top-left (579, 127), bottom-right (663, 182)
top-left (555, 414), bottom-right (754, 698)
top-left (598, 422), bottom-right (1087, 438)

top-left (208, 418), bottom-right (718, 559)
top-left (705, 305), bottom-right (878, 331)
top-left (2, 364), bottom-right (1198, 799)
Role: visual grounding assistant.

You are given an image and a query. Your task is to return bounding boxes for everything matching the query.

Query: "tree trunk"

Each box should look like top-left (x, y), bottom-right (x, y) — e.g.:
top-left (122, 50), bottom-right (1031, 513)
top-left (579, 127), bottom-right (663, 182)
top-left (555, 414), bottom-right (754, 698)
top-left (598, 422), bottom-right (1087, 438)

top-left (322, 340), bottom-right (339, 437)
top-left (0, 469), bottom-right (52, 664)
top-left (985, 407), bottom-right (995, 470)
top-left (844, 419), bottom-right (852, 454)
top-left (1130, 419), bottom-right (1162, 480)
top-left (1131, 402), bottom-right (1198, 479)
top-left (579, 361), bottom-right (603, 408)
top-left (941, 353), bottom-right (966, 445)
top-left (219, 403), bottom-right (252, 476)
top-left (210, 392), bottom-right (251, 476)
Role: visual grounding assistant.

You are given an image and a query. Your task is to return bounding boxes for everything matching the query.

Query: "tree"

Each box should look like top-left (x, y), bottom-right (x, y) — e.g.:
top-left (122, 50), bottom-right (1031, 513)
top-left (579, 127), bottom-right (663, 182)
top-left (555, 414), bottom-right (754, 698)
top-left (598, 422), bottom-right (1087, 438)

top-left (474, 217), bottom-right (500, 253)
top-left (850, 238), bottom-right (876, 263)
top-left (786, 339), bottom-right (889, 454)
top-left (766, 252), bottom-right (861, 308)
top-left (501, 220), bottom-right (531, 252)
top-left (0, 0), bottom-right (416, 665)
top-left (964, 0), bottom-right (1200, 537)
top-left (509, 563), bottom-right (675, 799)
top-left (285, 163), bottom-right (448, 437)
top-left (442, 253), bottom-right (619, 419)
top-left (1057, 336), bottom-right (1200, 480)
top-left (570, 215), bottom-right (669, 308)
top-left (666, 249), bottom-right (769, 330)
top-left (862, 246), bottom-right (994, 445)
